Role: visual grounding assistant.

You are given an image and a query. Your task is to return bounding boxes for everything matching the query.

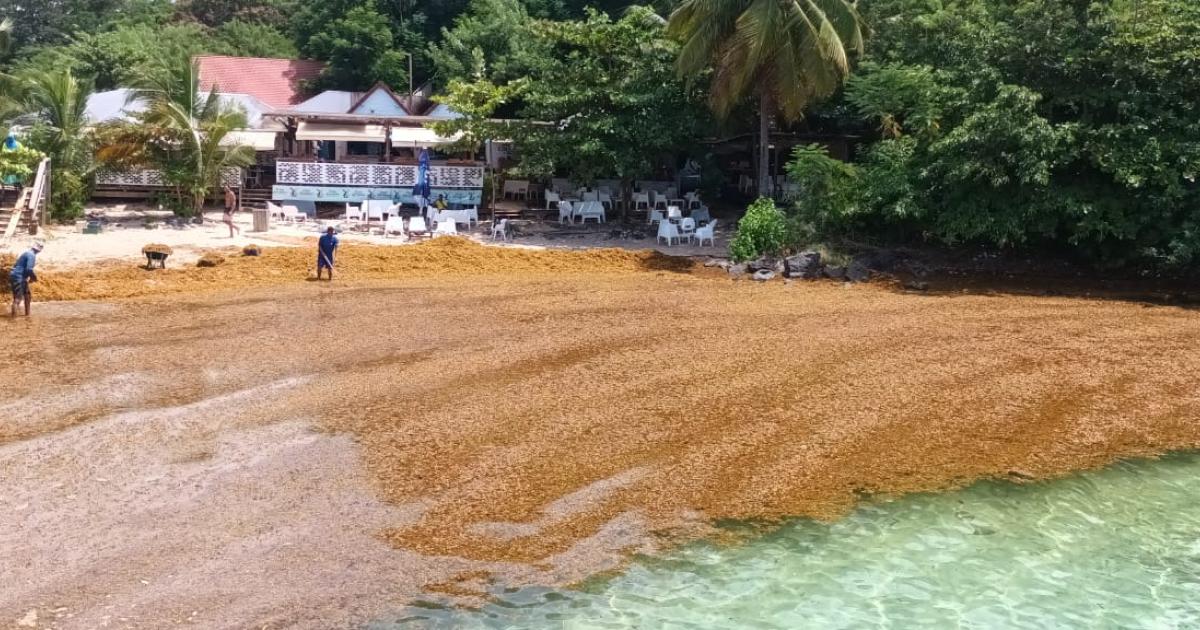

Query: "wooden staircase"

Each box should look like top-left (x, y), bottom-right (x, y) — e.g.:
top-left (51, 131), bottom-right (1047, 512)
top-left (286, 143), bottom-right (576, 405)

top-left (240, 187), bottom-right (272, 209)
top-left (0, 188), bottom-right (35, 238)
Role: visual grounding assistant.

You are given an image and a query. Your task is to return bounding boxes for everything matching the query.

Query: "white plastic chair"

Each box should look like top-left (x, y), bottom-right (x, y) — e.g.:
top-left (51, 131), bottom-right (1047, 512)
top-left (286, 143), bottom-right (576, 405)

top-left (667, 206), bottom-right (683, 221)
top-left (647, 209), bottom-right (666, 225)
top-left (464, 206), bottom-right (479, 227)
top-left (692, 219), bottom-right (717, 246)
top-left (679, 217), bottom-right (696, 241)
top-left (545, 190), bottom-right (561, 211)
top-left (685, 192), bottom-right (702, 210)
top-left (558, 200), bottom-right (574, 224)
top-left (434, 218), bottom-right (458, 237)
top-left (366, 201), bottom-right (386, 223)
top-left (492, 218), bottom-right (508, 241)
top-left (344, 203), bottom-right (365, 223)
top-left (652, 191), bottom-right (669, 212)
top-left (280, 204), bottom-right (305, 223)
top-left (583, 190), bottom-right (599, 202)
top-left (691, 207), bottom-right (711, 224)
top-left (407, 216), bottom-right (428, 238)
top-left (633, 193), bottom-right (650, 212)
top-left (383, 216), bottom-right (405, 239)
top-left (656, 219), bottom-right (680, 246)
top-left (597, 191), bottom-right (613, 211)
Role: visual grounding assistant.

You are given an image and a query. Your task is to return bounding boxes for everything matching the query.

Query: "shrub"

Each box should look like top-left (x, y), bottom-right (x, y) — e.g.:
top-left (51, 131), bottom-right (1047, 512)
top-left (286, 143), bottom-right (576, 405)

top-left (50, 169), bottom-right (90, 221)
top-left (729, 197), bottom-right (788, 262)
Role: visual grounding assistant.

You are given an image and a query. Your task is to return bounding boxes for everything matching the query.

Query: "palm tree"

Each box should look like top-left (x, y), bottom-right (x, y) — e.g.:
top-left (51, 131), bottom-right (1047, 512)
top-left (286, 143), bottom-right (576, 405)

top-left (667, 0), bottom-right (865, 197)
top-left (99, 57), bottom-right (254, 214)
top-left (23, 69), bottom-right (93, 168)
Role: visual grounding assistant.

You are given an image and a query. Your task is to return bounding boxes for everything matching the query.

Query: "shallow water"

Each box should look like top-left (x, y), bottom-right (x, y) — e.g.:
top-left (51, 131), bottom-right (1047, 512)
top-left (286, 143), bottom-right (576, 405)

top-left (386, 454), bottom-right (1200, 629)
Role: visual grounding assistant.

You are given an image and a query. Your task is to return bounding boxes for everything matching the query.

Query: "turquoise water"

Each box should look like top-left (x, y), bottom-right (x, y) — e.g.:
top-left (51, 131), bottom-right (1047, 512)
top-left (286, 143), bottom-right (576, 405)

top-left (383, 454), bottom-right (1200, 629)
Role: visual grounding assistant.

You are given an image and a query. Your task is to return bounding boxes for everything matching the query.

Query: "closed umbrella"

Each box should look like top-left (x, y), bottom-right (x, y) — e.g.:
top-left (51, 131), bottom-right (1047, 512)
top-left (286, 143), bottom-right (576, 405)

top-left (413, 148), bottom-right (431, 210)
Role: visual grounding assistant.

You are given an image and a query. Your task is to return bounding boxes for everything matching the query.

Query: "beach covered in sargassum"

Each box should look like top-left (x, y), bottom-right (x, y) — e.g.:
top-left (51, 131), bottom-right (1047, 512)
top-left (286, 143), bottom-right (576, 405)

top-left (3, 237), bottom-right (1198, 629)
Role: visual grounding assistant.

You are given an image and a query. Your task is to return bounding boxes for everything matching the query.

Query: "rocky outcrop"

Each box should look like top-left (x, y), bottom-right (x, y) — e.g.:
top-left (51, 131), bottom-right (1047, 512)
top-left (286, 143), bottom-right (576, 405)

top-left (783, 251), bottom-right (822, 279)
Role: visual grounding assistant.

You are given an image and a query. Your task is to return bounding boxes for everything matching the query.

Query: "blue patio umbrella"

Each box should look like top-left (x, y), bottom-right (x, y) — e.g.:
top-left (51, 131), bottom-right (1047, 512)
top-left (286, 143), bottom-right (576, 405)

top-left (413, 148), bottom-right (431, 208)
top-left (2, 133), bottom-right (22, 185)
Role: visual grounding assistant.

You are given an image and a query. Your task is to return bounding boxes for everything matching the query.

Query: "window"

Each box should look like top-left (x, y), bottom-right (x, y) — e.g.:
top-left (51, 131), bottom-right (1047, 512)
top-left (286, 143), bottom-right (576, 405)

top-left (347, 142), bottom-right (384, 156)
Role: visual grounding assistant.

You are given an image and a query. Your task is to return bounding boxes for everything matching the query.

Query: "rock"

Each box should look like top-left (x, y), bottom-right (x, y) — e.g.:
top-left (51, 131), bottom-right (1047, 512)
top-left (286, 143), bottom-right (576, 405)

top-left (747, 256), bottom-right (782, 274)
top-left (824, 265), bottom-right (846, 280)
top-left (727, 263), bottom-right (748, 278)
top-left (197, 253), bottom-right (225, 268)
top-left (846, 260), bottom-right (871, 282)
top-left (752, 269), bottom-right (776, 281)
top-left (242, 244), bottom-right (261, 257)
top-left (703, 258), bottom-right (725, 268)
top-left (783, 251), bottom-right (822, 279)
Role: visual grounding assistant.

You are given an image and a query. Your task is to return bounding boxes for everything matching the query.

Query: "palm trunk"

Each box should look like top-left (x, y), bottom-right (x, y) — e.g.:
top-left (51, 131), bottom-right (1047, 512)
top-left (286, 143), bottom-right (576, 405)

top-left (758, 93), bottom-right (772, 199)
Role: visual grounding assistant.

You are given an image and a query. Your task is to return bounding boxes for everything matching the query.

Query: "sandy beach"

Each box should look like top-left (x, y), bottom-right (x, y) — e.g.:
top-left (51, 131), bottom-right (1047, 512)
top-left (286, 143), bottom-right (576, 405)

top-left (2, 238), bottom-right (1199, 628)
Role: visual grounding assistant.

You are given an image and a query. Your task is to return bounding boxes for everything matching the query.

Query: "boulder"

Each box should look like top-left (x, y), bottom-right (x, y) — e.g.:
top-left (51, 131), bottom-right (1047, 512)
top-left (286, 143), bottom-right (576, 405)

top-left (783, 251), bottom-right (822, 279)
top-left (824, 265), bottom-right (846, 280)
top-left (703, 258), bottom-right (726, 268)
top-left (748, 256), bottom-right (784, 274)
top-left (727, 263), bottom-right (748, 279)
top-left (752, 269), bottom-right (776, 282)
top-left (846, 259), bottom-right (871, 283)
top-left (242, 244), bottom-right (261, 257)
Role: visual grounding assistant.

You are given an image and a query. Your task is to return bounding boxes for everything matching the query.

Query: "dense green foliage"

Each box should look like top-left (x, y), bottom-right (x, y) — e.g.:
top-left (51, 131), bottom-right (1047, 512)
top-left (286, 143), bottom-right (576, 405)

top-left (730, 197), bottom-right (788, 262)
top-left (786, 0), bottom-right (1200, 267)
top-left (0, 145), bottom-right (45, 184)
top-left (0, 0), bottom-right (1196, 269)
top-left (435, 7), bottom-right (710, 206)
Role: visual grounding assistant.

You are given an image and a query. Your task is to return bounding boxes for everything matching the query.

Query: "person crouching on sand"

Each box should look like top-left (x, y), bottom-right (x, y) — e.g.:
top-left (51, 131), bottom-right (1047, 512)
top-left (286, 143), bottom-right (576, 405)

top-left (223, 185), bottom-right (241, 238)
top-left (317, 226), bottom-right (338, 281)
top-left (10, 240), bottom-right (43, 317)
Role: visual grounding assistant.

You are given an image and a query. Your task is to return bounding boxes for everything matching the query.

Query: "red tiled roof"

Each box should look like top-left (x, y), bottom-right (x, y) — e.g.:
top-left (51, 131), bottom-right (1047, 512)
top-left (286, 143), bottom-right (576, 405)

top-left (196, 55), bottom-right (326, 110)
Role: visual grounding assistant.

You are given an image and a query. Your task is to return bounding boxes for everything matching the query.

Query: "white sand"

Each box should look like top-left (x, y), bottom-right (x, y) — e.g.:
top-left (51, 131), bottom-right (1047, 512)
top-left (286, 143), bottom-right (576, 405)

top-left (2, 204), bottom-right (729, 269)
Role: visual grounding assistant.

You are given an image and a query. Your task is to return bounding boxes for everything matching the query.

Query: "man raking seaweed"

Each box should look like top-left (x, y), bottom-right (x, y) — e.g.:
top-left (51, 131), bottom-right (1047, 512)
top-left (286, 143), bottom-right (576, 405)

top-left (10, 240), bottom-right (43, 317)
top-left (316, 226), bottom-right (338, 281)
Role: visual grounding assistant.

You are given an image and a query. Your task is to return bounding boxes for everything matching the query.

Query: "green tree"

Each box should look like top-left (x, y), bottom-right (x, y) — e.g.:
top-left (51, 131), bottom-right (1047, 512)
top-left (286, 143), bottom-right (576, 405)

top-left (824, 0), bottom-right (1200, 267)
top-left (98, 57), bottom-right (254, 215)
top-left (438, 8), bottom-right (707, 214)
top-left (667, 0), bottom-right (865, 197)
top-left (21, 68), bottom-right (97, 219)
top-left (215, 19), bottom-right (298, 58)
top-left (428, 0), bottom-right (539, 83)
top-left (174, 0), bottom-right (286, 28)
top-left (303, 2), bottom-right (411, 90)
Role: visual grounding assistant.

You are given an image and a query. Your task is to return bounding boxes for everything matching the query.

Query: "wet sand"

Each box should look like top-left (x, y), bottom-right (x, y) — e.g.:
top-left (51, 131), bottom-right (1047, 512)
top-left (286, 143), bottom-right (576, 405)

top-left (3, 242), bottom-right (1199, 628)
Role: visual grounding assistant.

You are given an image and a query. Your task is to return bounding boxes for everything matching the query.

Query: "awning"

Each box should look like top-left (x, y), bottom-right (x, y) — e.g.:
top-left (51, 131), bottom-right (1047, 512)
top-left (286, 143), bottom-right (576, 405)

top-left (220, 130), bottom-right (279, 151)
top-left (389, 126), bottom-right (461, 147)
top-left (296, 121), bottom-right (388, 143)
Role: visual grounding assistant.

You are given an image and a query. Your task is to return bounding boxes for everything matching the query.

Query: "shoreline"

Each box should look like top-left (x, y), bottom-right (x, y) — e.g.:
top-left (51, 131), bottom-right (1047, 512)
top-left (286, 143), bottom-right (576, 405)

top-left (3, 244), bottom-right (1199, 628)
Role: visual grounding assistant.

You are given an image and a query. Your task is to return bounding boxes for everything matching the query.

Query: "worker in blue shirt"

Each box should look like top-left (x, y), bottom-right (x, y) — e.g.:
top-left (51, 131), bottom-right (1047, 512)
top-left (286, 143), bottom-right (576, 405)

top-left (317, 226), bottom-right (338, 281)
top-left (9, 241), bottom-right (43, 317)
